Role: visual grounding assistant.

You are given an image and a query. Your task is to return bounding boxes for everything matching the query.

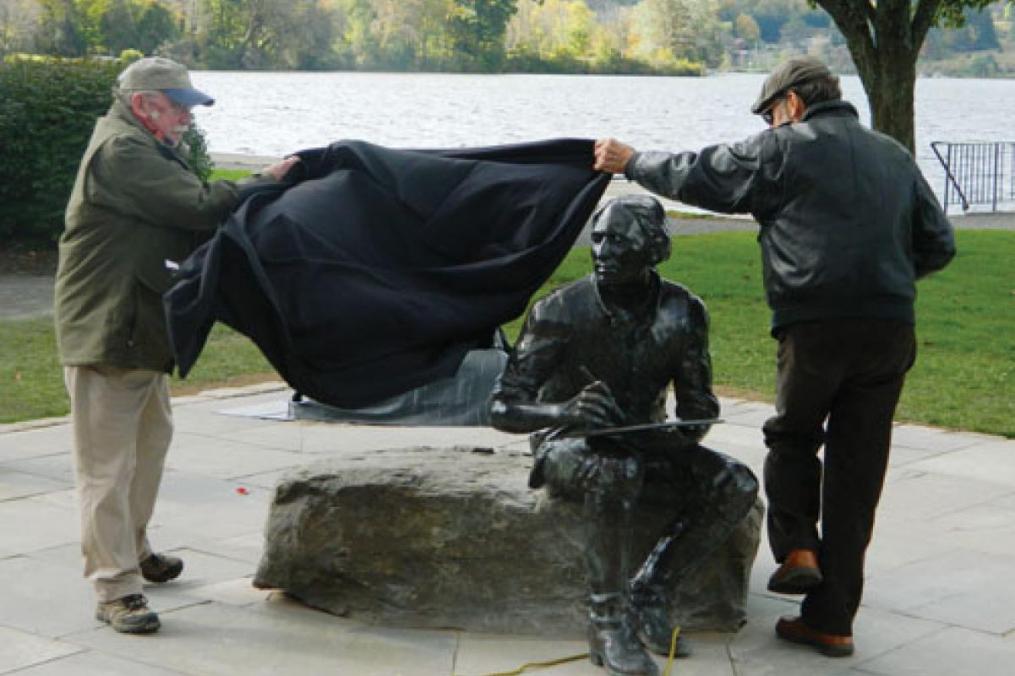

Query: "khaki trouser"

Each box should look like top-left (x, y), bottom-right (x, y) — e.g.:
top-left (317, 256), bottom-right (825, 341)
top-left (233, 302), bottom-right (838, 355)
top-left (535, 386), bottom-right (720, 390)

top-left (64, 365), bottom-right (173, 602)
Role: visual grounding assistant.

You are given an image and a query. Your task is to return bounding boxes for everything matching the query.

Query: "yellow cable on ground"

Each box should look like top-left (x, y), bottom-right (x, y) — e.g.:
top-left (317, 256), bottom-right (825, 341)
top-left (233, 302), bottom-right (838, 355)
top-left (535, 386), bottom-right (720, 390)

top-left (465, 625), bottom-right (682, 676)
top-left (465, 652), bottom-right (588, 676)
top-left (662, 626), bottom-right (681, 676)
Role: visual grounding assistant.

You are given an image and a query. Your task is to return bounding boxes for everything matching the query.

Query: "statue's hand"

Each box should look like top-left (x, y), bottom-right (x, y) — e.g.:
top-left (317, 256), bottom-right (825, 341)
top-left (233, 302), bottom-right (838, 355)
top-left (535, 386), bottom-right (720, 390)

top-left (561, 381), bottom-right (626, 429)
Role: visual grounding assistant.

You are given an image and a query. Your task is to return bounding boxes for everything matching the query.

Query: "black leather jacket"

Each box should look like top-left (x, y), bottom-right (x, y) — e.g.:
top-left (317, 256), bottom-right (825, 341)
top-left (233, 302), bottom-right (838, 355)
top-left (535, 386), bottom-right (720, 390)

top-left (625, 100), bottom-right (956, 331)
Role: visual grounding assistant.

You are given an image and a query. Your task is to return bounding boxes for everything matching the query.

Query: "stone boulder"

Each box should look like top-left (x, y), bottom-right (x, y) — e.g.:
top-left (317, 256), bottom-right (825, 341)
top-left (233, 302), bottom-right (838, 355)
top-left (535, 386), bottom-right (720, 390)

top-left (253, 445), bottom-right (762, 635)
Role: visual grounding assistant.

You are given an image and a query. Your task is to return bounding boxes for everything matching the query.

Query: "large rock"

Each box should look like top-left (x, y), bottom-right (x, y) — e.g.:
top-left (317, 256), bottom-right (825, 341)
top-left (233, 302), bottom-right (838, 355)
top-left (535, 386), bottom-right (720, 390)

top-left (253, 445), bottom-right (762, 635)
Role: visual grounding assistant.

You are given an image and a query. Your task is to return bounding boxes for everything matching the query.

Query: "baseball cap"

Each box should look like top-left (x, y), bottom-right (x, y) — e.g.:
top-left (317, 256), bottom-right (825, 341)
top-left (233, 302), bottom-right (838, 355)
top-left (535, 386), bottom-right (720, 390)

top-left (118, 57), bottom-right (215, 107)
top-left (751, 56), bottom-right (833, 115)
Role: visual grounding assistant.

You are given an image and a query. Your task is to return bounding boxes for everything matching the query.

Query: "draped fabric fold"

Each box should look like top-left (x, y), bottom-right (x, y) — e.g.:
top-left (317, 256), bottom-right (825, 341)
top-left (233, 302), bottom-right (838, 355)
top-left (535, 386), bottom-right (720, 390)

top-left (165, 138), bottom-right (610, 408)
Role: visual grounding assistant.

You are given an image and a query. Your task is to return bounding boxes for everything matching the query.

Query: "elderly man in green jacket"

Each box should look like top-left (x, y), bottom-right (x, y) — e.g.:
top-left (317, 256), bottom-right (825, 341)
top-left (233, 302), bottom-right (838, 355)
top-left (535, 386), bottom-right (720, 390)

top-left (54, 57), bottom-right (296, 634)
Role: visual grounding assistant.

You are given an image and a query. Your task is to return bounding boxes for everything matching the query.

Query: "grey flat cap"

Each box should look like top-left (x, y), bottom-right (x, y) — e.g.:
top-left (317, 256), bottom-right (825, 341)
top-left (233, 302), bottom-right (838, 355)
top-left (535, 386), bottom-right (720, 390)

top-left (118, 57), bottom-right (214, 107)
top-left (751, 56), bottom-right (833, 115)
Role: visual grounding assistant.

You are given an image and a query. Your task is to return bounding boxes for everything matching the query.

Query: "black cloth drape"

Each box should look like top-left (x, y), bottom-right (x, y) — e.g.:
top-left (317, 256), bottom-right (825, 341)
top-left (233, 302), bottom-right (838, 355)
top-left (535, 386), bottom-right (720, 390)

top-left (165, 138), bottom-right (610, 408)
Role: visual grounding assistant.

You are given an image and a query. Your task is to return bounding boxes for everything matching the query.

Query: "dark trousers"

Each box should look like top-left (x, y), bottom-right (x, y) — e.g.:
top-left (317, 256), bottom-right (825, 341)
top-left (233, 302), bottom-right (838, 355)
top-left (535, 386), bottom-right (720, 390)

top-left (762, 318), bottom-right (916, 636)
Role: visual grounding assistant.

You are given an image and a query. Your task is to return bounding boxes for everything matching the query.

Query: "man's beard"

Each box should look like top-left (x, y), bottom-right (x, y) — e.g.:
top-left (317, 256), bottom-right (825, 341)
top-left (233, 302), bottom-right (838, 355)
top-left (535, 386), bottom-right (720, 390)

top-left (168, 125), bottom-right (189, 146)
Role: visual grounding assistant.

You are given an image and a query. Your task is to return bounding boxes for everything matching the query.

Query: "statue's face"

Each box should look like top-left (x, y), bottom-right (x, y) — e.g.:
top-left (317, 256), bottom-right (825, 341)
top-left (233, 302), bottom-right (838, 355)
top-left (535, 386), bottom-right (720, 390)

top-left (591, 205), bottom-right (653, 286)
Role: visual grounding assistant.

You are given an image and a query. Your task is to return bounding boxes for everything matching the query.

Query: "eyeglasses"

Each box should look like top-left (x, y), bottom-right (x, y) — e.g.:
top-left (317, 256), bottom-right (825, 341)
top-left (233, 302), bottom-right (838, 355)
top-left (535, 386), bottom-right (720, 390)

top-left (762, 97), bottom-right (783, 126)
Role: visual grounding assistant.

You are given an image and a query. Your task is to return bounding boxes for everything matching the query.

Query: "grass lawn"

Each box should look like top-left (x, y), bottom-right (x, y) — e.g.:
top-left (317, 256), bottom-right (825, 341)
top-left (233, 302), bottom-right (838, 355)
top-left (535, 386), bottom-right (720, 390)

top-left (2, 230), bottom-right (1011, 437)
top-left (210, 168), bottom-right (256, 182)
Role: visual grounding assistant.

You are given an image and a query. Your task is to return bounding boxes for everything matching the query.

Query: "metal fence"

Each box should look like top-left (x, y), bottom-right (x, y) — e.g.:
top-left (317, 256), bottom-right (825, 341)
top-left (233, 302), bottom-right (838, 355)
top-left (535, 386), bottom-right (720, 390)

top-left (930, 141), bottom-right (1015, 213)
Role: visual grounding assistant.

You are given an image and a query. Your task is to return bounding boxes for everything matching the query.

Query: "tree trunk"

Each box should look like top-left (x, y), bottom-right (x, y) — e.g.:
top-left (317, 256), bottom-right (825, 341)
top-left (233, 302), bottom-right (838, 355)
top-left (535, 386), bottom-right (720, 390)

top-left (815, 0), bottom-right (936, 156)
top-left (862, 55), bottom-right (918, 154)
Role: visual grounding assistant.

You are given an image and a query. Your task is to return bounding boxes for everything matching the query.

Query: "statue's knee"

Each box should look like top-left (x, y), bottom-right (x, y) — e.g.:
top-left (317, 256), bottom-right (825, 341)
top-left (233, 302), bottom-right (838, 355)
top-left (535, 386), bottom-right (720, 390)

top-left (733, 463), bottom-right (759, 496)
top-left (722, 464), bottom-right (759, 517)
top-left (589, 454), bottom-right (643, 501)
top-left (539, 439), bottom-right (591, 499)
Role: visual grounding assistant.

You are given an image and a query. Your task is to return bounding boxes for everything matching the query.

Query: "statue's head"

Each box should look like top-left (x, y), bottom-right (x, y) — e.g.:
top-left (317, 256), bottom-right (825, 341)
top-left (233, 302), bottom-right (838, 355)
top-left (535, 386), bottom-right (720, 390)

top-left (590, 195), bottom-right (670, 286)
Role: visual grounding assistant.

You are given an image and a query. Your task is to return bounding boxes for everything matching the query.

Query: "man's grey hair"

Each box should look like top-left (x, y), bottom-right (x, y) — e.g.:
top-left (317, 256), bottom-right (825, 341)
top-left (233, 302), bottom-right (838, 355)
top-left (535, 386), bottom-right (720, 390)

top-left (594, 194), bottom-right (672, 264)
top-left (122, 89), bottom-right (164, 101)
top-left (791, 74), bottom-right (841, 107)
top-left (113, 88), bottom-right (164, 107)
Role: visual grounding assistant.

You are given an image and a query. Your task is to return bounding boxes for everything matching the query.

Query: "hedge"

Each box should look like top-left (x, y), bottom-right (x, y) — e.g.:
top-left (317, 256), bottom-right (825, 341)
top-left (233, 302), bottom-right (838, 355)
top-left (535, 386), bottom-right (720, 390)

top-left (0, 55), bottom-right (211, 245)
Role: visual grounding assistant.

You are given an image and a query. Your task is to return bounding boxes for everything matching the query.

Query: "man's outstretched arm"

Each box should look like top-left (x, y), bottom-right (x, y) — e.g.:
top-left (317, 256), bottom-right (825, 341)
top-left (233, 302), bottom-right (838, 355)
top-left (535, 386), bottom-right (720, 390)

top-left (594, 136), bottom-right (783, 217)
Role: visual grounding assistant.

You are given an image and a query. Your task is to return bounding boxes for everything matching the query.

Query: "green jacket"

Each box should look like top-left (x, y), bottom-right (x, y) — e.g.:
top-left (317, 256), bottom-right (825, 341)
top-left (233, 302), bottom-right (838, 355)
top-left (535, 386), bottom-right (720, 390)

top-left (55, 98), bottom-right (255, 371)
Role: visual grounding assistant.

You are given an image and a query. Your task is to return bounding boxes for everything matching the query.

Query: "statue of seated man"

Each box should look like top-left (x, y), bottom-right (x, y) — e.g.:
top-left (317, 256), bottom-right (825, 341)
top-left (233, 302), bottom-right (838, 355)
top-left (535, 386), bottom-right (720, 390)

top-left (490, 195), bottom-right (758, 675)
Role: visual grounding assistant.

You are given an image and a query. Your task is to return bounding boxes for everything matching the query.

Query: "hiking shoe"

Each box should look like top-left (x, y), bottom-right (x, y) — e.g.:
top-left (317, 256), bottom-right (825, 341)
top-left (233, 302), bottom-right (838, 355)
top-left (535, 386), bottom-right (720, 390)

top-left (140, 552), bottom-right (184, 583)
top-left (768, 549), bottom-right (822, 594)
top-left (95, 594), bottom-right (160, 634)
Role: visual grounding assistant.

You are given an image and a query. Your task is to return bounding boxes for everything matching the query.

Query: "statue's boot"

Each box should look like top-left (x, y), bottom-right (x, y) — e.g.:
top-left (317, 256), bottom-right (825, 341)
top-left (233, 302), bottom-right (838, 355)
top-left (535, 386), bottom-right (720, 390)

top-left (629, 462), bottom-right (757, 657)
top-left (628, 524), bottom-right (693, 658)
top-left (588, 593), bottom-right (659, 676)
top-left (581, 454), bottom-right (655, 675)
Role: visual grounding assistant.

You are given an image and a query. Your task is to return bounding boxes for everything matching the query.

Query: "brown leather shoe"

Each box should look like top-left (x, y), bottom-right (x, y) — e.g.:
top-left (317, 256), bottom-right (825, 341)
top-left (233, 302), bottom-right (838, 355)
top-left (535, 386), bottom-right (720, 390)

top-left (767, 549), bottom-right (822, 594)
top-left (775, 616), bottom-right (854, 657)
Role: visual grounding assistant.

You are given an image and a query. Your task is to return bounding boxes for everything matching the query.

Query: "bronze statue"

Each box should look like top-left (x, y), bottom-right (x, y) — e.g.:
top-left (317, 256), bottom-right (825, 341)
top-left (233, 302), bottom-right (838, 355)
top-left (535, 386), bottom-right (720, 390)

top-left (490, 195), bottom-right (758, 675)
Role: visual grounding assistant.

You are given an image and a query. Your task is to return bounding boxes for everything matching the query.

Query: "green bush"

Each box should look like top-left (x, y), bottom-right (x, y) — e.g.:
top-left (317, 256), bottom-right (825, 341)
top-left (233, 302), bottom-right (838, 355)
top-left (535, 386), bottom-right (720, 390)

top-left (0, 55), bottom-right (211, 245)
top-left (0, 57), bottom-right (122, 244)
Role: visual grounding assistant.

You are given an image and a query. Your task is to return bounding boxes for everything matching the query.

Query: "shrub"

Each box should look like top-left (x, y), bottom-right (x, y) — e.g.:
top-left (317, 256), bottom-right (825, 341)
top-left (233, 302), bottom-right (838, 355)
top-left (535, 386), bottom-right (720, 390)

top-left (0, 55), bottom-right (211, 245)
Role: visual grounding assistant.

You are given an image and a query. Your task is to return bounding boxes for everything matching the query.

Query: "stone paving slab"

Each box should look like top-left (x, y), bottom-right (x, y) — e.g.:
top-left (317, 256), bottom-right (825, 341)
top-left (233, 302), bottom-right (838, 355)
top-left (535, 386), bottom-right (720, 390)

top-left (920, 499), bottom-right (1015, 560)
top-left (0, 626), bottom-right (81, 674)
top-left (0, 493), bottom-right (78, 558)
top-left (858, 625), bottom-right (1015, 676)
top-left (63, 596), bottom-right (459, 676)
top-left (905, 438), bottom-right (1015, 488)
top-left (0, 470), bottom-right (68, 502)
top-left (9, 651), bottom-right (188, 676)
top-left (864, 548), bottom-right (1015, 634)
top-left (879, 468), bottom-right (1014, 521)
top-left (0, 426), bottom-right (73, 461)
top-left (1, 385), bottom-right (1013, 675)
top-left (163, 433), bottom-right (307, 480)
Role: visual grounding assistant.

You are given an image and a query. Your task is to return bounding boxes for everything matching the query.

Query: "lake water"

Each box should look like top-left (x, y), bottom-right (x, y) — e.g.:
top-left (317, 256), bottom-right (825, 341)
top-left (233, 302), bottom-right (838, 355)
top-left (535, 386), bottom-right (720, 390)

top-left (189, 70), bottom-right (1015, 210)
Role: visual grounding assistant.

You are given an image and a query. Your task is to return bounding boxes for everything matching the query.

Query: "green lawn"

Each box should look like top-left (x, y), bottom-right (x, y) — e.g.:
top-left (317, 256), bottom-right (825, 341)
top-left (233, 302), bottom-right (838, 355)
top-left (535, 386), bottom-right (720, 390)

top-left (2, 230), bottom-right (1012, 437)
top-left (210, 168), bottom-right (255, 182)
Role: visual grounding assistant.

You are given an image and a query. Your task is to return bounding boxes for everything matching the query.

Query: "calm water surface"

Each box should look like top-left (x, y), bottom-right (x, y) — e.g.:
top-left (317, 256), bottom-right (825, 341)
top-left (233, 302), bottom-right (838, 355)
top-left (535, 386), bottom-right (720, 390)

top-left (190, 71), bottom-right (1015, 207)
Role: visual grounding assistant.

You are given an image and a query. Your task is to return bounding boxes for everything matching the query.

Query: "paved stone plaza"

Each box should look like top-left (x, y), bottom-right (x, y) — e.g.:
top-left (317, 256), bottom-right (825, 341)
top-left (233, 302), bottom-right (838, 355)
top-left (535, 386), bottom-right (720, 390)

top-left (2, 383), bottom-right (1014, 675)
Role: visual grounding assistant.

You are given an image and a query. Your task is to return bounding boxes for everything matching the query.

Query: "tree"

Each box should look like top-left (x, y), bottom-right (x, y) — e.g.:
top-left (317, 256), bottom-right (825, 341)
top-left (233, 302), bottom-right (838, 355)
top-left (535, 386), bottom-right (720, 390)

top-left (734, 12), bottom-right (761, 43)
top-left (447, 0), bottom-right (518, 70)
top-left (0, 0), bottom-right (40, 56)
top-left (632, 0), bottom-right (694, 64)
top-left (97, 0), bottom-right (139, 54)
top-left (35, 0), bottom-right (89, 56)
top-left (753, 0), bottom-right (797, 43)
top-left (813, 0), bottom-right (1007, 154)
top-left (136, 1), bottom-right (180, 54)
top-left (195, 0), bottom-right (332, 69)
top-left (506, 0), bottom-right (602, 66)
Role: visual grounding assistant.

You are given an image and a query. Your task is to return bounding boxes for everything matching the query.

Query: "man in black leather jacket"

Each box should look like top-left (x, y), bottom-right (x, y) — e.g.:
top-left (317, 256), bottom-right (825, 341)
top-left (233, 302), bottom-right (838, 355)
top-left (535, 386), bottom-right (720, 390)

top-left (593, 56), bottom-right (955, 657)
